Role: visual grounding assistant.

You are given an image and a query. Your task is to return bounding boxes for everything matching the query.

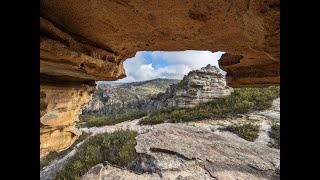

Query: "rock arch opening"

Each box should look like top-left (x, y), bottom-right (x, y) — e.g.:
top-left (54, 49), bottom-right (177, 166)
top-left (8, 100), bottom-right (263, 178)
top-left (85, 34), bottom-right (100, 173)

top-left (107, 50), bottom-right (227, 83)
top-left (83, 50), bottom-right (229, 117)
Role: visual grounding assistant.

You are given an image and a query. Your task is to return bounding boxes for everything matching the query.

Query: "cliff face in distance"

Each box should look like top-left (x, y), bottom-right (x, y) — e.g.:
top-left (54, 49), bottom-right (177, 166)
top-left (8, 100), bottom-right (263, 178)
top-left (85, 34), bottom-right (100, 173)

top-left (40, 0), bottom-right (279, 158)
top-left (147, 65), bottom-right (233, 110)
top-left (82, 79), bottom-right (179, 117)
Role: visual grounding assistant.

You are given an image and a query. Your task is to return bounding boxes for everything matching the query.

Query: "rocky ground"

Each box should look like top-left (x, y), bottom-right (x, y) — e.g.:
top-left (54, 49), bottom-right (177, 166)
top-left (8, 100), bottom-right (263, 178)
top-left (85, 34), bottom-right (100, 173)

top-left (41, 98), bottom-right (280, 180)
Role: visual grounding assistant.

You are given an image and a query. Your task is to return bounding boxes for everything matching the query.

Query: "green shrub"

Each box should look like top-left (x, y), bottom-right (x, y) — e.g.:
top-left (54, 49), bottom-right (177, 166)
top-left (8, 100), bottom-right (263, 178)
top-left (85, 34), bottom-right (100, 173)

top-left (233, 100), bottom-right (254, 113)
top-left (78, 112), bottom-right (147, 128)
top-left (220, 123), bottom-right (260, 141)
top-left (40, 152), bottom-right (60, 171)
top-left (54, 130), bottom-right (138, 180)
top-left (92, 90), bottom-right (108, 103)
top-left (138, 107), bottom-right (182, 125)
top-left (150, 92), bottom-right (165, 100)
top-left (176, 78), bottom-right (188, 89)
top-left (268, 123), bottom-right (280, 149)
top-left (139, 86), bottom-right (280, 125)
top-left (40, 132), bottom-right (92, 171)
top-left (139, 117), bottom-right (165, 125)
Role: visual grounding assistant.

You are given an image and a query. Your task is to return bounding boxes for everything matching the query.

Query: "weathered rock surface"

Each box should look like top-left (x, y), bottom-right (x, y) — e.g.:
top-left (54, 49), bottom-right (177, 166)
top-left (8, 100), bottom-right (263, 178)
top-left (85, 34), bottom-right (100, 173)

top-left (40, 0), bottom-right (280, 86)
top-left (85, 99), bottom-right (104, 112)
top-left (147, 65), bottom-right (233, 109)
top-left (40, 84), bottom-right (94, 159)
top-left (40, 0), bottom-right (280, 158)
top-left (82, 123), bottom-right (279, 180)
top-left (81, 164), bottom-right (160, 180)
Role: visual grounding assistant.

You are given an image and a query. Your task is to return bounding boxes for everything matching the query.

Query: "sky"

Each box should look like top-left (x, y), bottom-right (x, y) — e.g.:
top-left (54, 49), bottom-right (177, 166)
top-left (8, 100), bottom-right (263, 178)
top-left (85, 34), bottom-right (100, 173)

top-left (107, 50), bottom-right (226, 83)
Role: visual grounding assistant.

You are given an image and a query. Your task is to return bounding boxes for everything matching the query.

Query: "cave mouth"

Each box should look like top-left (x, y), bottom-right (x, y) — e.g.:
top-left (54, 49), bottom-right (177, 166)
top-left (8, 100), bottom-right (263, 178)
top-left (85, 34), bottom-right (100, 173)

top-left (98, 50), bottom-right (227, 85)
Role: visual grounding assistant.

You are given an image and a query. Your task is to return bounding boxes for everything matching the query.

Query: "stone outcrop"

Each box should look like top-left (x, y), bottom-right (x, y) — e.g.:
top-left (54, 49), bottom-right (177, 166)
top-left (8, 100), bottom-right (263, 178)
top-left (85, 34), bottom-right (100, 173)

top-left (219, 53), bottom-right (280, 87)
top-left (84, 99), bottom-right (104, 112)
top-left (147, 65), bottom-right (233, 109)
top-left (82, 123), bottom-right (280, 180)
top-left (40, 84), bottom-right (94, 159)
top-left (168, 65), bottom-right (233, 108)
top-left (40, 0), bottom-right (280, 158)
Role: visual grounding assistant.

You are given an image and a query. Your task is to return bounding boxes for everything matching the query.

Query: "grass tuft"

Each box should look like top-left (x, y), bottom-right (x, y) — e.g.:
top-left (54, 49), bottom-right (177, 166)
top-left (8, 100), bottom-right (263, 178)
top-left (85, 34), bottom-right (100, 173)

top-left (220, 123), bottom-right (260, 141)
top-left (268, 123), bottom-right (280, 149)
top-left (78, 112), bottom-right (147, 128)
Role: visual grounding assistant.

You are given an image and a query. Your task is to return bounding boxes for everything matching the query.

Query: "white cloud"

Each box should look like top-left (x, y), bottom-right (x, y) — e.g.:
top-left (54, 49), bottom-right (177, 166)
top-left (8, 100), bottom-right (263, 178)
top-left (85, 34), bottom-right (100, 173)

top-left (117, 51), bottom-right (225, 82)
top-left (150, 50), bottom-right (223, 67)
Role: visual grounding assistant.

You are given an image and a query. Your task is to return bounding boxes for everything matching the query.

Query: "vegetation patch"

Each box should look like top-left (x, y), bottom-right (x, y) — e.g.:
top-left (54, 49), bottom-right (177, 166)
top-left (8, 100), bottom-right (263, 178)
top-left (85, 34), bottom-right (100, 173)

top-left (139, 86), bottom-right (280, 125)
top-left (176, 77), bottom-right (188, 89)
top-left (150, 92), bottom-right (165, 100)
top-left (54, 130), bottom-right (138, 180)
top-left (138, 108), bottom-right (177, 125)
top-left (220, 123), bottom-right (260, 141)
top-left (93, 90), bottom-right (108, 103)
top-left (268, 123), bottom-right (280, 149)
top-left (78, 111), bottom-right (147, 128)
top-left (40, 132), bottom-right (92, 171)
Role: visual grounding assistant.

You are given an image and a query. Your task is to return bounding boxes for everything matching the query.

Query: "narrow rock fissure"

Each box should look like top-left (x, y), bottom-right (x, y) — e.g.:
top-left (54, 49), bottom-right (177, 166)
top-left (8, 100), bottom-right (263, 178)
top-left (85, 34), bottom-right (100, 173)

top-left (149, 147), bottom-right (194, 161)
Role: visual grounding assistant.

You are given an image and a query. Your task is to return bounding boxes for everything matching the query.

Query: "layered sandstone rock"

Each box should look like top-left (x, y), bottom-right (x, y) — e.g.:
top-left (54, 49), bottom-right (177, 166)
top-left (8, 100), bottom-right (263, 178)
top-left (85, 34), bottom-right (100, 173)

top-left (40, 84), bottom-right (94, 159)
top-left (219, 53), bottom-right (280, 87)
top-left (146, 65), bottom-right (233, 109)
top-left (167, 65), bottom-right (233, 108)
top-left (40, 0), bottom-right (280, 158)
top-left (40, 0), bottom-right (279, 86)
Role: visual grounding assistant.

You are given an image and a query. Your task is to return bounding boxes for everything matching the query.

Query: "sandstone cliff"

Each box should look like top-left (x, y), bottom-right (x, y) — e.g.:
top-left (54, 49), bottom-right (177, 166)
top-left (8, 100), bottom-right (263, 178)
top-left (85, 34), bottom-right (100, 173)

top-left (40, 0), bottom-right (280, 86)
top-left (147, 65), bottom-right (233, 110)
top-left (40, 0), bottom-right (280, 158)
top-left (40, 84), bottom-right (94, 159)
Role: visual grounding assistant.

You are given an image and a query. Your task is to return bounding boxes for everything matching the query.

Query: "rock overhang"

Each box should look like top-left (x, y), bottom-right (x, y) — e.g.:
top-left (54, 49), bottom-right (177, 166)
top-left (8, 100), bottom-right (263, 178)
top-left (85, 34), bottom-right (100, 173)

top-left (40, 0), bottom-right (279, 87)
top-left (40, 0), bottom-right (280, 158)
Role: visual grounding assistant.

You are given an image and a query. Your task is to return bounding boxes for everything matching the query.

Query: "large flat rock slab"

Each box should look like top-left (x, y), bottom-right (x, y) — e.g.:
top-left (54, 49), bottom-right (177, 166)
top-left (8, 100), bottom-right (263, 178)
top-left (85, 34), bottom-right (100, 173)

top-left (83, 123), bottom-right (279, 180)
